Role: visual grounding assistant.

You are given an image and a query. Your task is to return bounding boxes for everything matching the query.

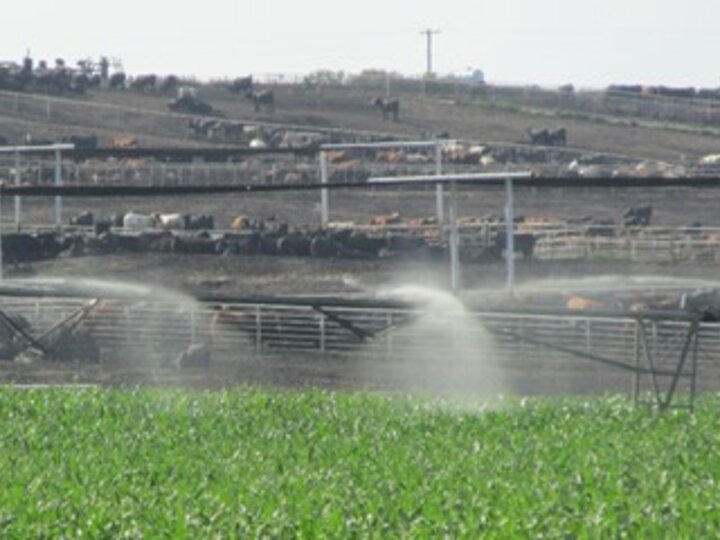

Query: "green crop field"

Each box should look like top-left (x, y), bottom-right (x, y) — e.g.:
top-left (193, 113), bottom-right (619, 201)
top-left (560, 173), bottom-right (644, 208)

top-left (1, 388), bottom-right (719, 538)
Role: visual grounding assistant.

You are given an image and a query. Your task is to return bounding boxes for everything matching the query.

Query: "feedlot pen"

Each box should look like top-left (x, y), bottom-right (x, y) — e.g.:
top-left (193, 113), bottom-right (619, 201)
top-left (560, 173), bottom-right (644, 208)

top-left (1, 294), bottom-right (716, 404)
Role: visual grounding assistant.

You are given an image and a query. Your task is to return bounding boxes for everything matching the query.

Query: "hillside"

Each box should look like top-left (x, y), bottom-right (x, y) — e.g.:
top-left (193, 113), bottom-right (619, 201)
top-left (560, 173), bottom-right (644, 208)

top-left (0, 84), bottom-right (719, 162)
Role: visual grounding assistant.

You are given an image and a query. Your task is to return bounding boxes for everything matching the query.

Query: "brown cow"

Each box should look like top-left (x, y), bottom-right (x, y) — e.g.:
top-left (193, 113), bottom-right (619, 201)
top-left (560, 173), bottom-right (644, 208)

top-left (565, 295), bottom-right (608, 311)
top-left (231, 215), bottom-right (251, 230)
top-left (369, 213), bottom-right (402, 226)
top-left (111, 136), bottom-right (139, 149)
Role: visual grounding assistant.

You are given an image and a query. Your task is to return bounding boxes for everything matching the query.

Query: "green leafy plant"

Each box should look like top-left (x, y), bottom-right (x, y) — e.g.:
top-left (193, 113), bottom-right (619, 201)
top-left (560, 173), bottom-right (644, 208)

top-left (0, 388), bottom-right (718, 537)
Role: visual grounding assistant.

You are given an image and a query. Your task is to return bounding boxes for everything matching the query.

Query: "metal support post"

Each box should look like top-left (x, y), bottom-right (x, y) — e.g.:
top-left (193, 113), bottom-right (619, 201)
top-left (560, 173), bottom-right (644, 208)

top-left (189, 308), bottom-right (197, 345)
top-left (638, 321), bottom-right (663, 408)
top-left (54, 148), bottom-right (62, 227)
top-left (0, 185), bottom-right (3, 281)
top-left (449, 181), bottom-right (460, 290)
top-left (435, 142), bottom-right (444, 224)
top-left (633, 321), bottom-right (641, 403)
top-left (13, 151), bottom-right (21, 230)
top-left (690, 326), bottom-right (700, 412)
top-left (662, 321), bottom-right (698, 410)
top-left (504, 177), bottom-right (515, 291)
top-left (319, 314), bottom-right (326, 352)
top-left (254, 306), bottom-right (262, 354)
top-left (319, 151), bottom-right (329, 227)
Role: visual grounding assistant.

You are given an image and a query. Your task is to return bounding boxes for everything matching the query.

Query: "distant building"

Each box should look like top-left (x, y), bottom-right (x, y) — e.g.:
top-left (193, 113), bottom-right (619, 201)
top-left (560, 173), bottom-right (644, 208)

top-left (457, 68), bottom-right (485, 85)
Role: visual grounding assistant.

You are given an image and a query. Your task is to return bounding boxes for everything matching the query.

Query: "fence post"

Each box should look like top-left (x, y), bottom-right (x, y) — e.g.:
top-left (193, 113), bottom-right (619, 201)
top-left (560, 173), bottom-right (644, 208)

top-left (435, 141), bottom-right (444, 224)
top-left (319, 314), bottom-right (326, 352)
top-left (504, 177), bottom-right (515, 291)
top-left (54, 148), bottom-right (62, 227)
top-left (585, 319), bottom-right (591, 353)
top-left (190, 307), bottom-right (197, 345)
top-left (0, 184), bottom-right (3, 280)
top-left (633, 320), bottom-right (640, 402)
top-left (320, 151), bottom-right (329, 226)
top-left (255, 305), bottom-right (262, 354)
top-left (13, 151), bottom-right (21, 230)
top-left (385, 312), bottom-right (393, 359)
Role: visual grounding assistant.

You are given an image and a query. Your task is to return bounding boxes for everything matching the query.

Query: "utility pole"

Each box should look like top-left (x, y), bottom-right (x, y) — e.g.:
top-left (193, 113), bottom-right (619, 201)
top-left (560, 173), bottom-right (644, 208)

top-left (420, 28), bottom-right (441, 77)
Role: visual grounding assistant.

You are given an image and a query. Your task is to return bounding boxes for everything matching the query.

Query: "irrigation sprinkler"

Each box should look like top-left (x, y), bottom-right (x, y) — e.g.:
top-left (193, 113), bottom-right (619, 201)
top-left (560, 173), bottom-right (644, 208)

top-left (0, 280), bottom-right (710, 411)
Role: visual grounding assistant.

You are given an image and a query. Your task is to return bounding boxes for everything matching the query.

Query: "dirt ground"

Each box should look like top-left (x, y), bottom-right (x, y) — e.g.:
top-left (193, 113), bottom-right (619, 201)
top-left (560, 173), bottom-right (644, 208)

top-left (2, 85), bottom-right (720, 397)
top-left (2, 84), bottom-right (720, 161)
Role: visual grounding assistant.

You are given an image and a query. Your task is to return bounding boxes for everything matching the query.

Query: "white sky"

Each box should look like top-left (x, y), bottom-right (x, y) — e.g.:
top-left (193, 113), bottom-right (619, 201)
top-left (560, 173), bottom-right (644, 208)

top-left (5, 0), bottom-right (719, 88)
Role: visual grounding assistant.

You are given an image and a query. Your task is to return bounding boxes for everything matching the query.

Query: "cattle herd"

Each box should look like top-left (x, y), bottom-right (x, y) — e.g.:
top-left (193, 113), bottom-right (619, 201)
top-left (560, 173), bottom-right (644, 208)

top-left (3, 208), bottom-right (540, 268)
top-left (0, 202), bottom-right (681, 272)
top-left (606, 84), bottom-right (720, 100)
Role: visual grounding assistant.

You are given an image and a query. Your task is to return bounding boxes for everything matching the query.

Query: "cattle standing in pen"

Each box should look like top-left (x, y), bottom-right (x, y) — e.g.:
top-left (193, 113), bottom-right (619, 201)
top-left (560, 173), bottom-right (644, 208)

top-left (246, 90), bottom-right (275, 112)
top-left (528, 127), bottom-right (566, 146)
top-left (229, 76), bottom-right (253, 94)
top-left (129, 74), bottom-right (157, 92)
top-left (108, 72), bottom-right (126, 89)
top-left (372, 97), bottom-right (400, 121)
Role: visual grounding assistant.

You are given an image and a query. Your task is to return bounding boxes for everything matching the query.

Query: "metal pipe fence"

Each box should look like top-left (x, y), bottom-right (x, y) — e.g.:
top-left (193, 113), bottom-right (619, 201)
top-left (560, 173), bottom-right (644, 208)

top-left (1, 297), bottom-right (717, 375)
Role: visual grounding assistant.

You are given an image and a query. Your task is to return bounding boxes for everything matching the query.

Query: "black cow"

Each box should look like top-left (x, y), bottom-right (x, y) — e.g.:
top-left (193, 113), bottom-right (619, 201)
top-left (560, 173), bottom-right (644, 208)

top-left (170, 234), bottom-right (218, 254)
top-left (185, 214), bottom-right (215, 230)
top-left (2, 233), bottom-right (64, 264)
top-left (69, 211), bottom-right (94, 226)
top-left (528, 127), bottom-right (566, 146)
top-left (188, 118), bottom-right (220, 138)
top-left (230, 76), bottom-right (253, 94)
top-left (276, 234), bottom-right (311, 256)
top-left (64, 134), bottom-right (98, 149)
top-left (130, 74), bottom-right (157, 92)
top-left (108, 72), bottom-right (126, 89)
top-left (490, 231), bottom-right (536, 260)
top-left (246, 90), bottom-right (275, 112)
top-left (310, 234), bottom-right (342, 258)
top-left (622, 205), bottom-right (652, 227)
top-left (159, 75), bottom-right (180, 92)
top-left (372, 97), bottom-right (400, 121)
top-left (217, 232), bottom-right (262, 255)
top-left (67, 73), bottom-right (90, 94)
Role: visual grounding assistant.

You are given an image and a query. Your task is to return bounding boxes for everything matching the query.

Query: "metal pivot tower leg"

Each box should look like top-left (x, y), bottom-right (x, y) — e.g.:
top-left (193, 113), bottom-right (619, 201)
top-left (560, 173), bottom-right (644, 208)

top-left (0, 185), bottom-right (3, 280)
top-left (635, 320), bottom-right (701, 411)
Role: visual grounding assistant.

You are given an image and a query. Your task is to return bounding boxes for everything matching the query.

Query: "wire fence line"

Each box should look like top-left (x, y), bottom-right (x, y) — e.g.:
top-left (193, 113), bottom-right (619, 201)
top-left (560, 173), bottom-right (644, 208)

top-left (323, 75), bottom-right (720, 131)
